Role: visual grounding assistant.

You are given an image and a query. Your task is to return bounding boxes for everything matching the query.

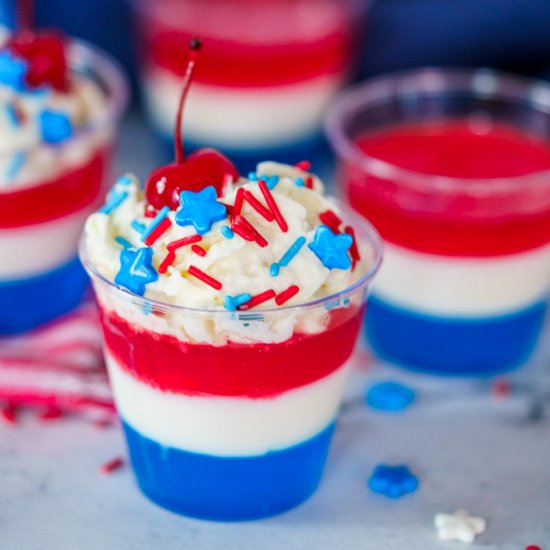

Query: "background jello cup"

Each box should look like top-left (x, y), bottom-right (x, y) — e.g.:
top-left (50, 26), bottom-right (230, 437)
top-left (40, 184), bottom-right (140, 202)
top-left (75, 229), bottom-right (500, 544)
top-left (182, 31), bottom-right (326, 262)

top-left (0, 40), bottom-right (128, 334)
top-left (131, 0), bottom-right (369, 174)
top-left (81, 205), bottom-right (381, 521)
top-left (326, 69), bottom-right (550, 375)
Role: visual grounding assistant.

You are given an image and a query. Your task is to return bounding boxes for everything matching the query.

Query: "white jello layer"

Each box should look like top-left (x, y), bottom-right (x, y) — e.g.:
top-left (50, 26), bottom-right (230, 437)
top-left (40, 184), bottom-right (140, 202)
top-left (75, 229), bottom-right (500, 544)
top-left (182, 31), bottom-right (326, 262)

top-left (142, 68), bottom-right (344, 148)
top-left (106, 352), bottom-right (349, 457)
top-left (373, 242), bottom-right (550, 317)
top-left (0, 207), bottom-right (91, 280)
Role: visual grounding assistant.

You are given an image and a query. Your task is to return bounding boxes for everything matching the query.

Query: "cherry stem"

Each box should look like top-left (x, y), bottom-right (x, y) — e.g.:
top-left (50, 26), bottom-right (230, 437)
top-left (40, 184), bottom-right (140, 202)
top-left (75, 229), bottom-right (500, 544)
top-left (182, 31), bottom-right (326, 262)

top-left (18, 0), bottom-right (34, 31)
top-left (174, 37), bottom-right (202, 164)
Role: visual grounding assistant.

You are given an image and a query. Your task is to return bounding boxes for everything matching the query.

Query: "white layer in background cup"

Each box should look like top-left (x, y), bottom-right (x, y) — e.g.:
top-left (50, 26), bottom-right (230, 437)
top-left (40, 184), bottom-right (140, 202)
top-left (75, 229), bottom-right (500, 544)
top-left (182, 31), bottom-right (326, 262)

top-left (326, 69), bottom-right (550, 375)
top-left (0, 37), bottom-right (128, 333)
top-left (132, 0), bottom-right (368, 173)
top-left (81, 162), bottom-right (381, 520)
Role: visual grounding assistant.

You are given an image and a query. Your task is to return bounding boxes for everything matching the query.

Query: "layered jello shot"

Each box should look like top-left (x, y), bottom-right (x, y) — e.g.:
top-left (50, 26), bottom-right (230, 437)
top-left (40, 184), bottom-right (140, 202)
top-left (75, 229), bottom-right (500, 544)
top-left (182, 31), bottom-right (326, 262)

top-left (326, 69), bottom-right (550, 375)
top-left (81, 155), bottom-right (381, 519)
top-left (0, 30), bottom-right (127, 333)
top-left (132, 0), bottom-right (367, 173)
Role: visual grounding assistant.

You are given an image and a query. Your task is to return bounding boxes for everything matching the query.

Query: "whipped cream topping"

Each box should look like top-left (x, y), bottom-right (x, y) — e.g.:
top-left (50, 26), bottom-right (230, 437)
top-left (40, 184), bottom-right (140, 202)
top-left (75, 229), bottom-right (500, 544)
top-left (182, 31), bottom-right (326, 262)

top-left (0, 38), bottom-right (107, 191)
top-left (84, 162), bottom-right (377, 344)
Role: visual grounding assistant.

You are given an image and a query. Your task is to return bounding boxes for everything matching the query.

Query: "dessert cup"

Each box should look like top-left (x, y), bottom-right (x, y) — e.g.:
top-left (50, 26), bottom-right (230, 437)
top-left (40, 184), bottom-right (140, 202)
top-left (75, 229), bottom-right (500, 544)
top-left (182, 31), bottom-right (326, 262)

top-left (326, 68), bottom-right (550, 375)
top-left (132, 0), bottom-right (369, 173)
top-left (81, 203), bottom-right (381, 521)
top-left (0, 40), bottom-right (128, 334)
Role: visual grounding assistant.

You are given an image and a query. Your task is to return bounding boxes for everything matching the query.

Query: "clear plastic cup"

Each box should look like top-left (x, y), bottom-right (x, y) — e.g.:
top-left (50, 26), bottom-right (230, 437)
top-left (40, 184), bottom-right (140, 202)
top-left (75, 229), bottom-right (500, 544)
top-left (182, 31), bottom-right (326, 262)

top-left (80, 203), bottom-right (381, 521)
top-left (0, 40), bottom-right (128, 334)
top-left (326, 68), bottom-right (550, 375)
top-left (131, 0), bottom-right (369, 174)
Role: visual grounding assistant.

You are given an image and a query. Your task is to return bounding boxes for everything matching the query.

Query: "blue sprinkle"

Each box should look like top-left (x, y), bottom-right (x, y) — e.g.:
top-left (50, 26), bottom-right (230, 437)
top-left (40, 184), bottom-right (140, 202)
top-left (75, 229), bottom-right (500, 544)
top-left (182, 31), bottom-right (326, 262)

top-left (5, 151), bottom-right (26, 180)
top-left (270, 263), bottom-right (280, 277)
top-left (115, 236), bottom-right (132, 249)
top-left (116, 175), bottom-right (133, 186)
top-left (266, 175), bottom-right (279, 190)
top-left (5, 103), bottom-right (20, 127)
top-left (131, 220), bottom-right (146, 233)
top-left (366, 382), bottom-right (416, 412)
top-left (115, 247), bottom-right (158, 296)
top-left (99, 189), bottom-right (128, 215)
top-left (234, 293), bottom-right (252, 307)
top-left (308, 225), bottom-right (352, 270)
top-left (224, 296), bottom-right (236, 311)
top-left (220, 225), bottom-right (234, 239)
top-left (175, 186), bottom-right (227, 235)
top-left (142, 205), bottom-right (170, 241)
top-left (295, 177), bottom-right (305, 187)
top-left (368, 465), bottom-right (418, 499)
top-left (279, 236), bottom-right (306, 267)
top-left (248, 172), bottom-right (259, 181)
top-left (0, 51), bottom-right (28, 91)
top-left (39, 110), bottom-right (73, 144)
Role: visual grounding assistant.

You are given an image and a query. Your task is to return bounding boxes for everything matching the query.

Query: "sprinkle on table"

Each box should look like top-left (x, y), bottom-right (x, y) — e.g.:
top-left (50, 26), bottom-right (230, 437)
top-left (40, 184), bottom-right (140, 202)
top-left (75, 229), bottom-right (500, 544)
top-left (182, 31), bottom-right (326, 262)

top-left (258, 179), bottom-right (288, 232)
top-left (238, 289), bottom-right (276, 310)
top-left (243, 190), bottom-right (275, 221)
top-left (39, 406), bottom-right (64, 422)
top-left (368, 464), bottom-right (419, 499)
top-left (434, 510), bottom-right (486, 543)
top-left (188, 265), bottom-right (222, 290)
top-left (1, 402), bottom-right (18, 425)
top-left (99, 456), bottom-right (125, 475)
top-left (275, 285), bottom-right (300, 305)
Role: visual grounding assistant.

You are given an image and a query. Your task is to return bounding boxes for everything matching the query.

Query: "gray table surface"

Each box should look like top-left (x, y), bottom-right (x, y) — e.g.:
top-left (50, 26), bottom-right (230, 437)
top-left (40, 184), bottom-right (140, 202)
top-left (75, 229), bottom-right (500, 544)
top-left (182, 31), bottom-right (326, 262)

top-left (1, 112), bottom-right (549, 550)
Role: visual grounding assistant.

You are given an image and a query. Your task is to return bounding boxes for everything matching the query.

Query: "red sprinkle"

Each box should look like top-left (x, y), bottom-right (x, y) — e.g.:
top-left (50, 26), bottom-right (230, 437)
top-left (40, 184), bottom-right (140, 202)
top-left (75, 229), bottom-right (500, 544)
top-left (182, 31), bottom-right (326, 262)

top-left (295, 160), bottom-right (311, 171)
top-left (319, 210), bottom-right (343, 233)
top-left (525, 546), bottom-right (542, 550)
top-left (258, 180), bottom-right (288, 232)
top-left (233, 187), bottom-right (245, 219)
top-left (188, 265), bottom-right (222, 290)
top-left (144, 217), bottom-right (172, 246)
top-left (234, 215), bottom-right (268, 247)
top-left (1, 403), bottom-right (18, 425)
top-left (231, 222), bottom-right (255, 241)
top-left (344, 225), bottom-right (360, 271)
top-left (99, 456), bottom-right (125, 475)
top-left (238, 289), bottom-right (276, 310)
top-left (305, 176), bottom-right (314, 189)
top-left (275, 285), bottom-right (300, 305)
top-left (492, 378), bottom-right (511, 400)
top-left (167, 234), bottom-right (202, 251)
top-left (158, 250), bottom-right (176, 274)
top-left (243, 190), bottom-right (275, 221)
top-left (191, 244), bottom-right (207, 257)
top-left (39, 406), bottom-right (64, 422)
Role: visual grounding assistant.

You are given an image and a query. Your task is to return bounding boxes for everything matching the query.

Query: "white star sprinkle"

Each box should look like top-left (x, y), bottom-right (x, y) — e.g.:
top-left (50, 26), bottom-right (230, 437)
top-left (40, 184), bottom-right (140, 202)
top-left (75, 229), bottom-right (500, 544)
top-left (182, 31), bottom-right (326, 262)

top-left (434, 510), bottom-right (487, 543)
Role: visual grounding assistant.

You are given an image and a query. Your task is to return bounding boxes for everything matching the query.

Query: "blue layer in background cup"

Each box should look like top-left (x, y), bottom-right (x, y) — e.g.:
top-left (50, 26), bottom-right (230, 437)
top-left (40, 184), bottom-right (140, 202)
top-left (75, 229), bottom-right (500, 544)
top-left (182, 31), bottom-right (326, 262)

top-left (81, 203), bottom-right (381, 521)
top-left (0, 40), bottom-right (128, 334)
top-left (131, 0), bottom-right (369, 175)
top-left (326, 69), bottom-right (550, 375)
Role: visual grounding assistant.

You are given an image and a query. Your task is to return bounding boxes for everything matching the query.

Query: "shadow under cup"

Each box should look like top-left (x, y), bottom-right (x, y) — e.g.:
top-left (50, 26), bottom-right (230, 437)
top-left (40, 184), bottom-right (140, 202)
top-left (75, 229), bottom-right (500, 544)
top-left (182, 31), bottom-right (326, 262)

top-left (326, 69), bottom-right (550, 375)
top-left (0, 41), bottom-right (128, 334)
top-left (81, 206), bottom-right (381, 521)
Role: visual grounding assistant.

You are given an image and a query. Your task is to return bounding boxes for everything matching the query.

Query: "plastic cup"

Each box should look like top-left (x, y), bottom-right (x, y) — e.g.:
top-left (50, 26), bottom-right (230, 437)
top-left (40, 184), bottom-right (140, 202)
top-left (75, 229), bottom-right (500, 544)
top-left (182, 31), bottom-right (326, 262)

top-left (326, 68), bottom-right (550, 375)
top-left (0, 40), bottom-right (128, 334)
top-left (131, 0), bottom-right (369, 174)
top-left (81, 203), bottom-right (381, 521)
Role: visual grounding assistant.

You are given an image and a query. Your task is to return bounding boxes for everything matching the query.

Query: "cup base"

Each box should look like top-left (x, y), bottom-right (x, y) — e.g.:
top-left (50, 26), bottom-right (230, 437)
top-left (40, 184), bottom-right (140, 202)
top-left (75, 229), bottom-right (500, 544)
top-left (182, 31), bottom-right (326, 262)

top-left (365, 295), bottom-right (547, 376)
top-left (123, 420), bottom-right (335, 521)
top-left (0, 256), bottom-right (89, 334)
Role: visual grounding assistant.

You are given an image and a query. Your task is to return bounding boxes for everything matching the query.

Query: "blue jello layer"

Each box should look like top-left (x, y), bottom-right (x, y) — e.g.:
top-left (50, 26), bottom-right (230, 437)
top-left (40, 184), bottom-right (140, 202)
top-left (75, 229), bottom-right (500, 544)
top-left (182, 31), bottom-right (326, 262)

top-left (123, 420), bottom-right (336, 521)
top-left (0, 257), bottom-right (89, 334)
top-left (366, 295), bottom-right (548, 375)
top-left (155, 130), bottom-right (334, 180)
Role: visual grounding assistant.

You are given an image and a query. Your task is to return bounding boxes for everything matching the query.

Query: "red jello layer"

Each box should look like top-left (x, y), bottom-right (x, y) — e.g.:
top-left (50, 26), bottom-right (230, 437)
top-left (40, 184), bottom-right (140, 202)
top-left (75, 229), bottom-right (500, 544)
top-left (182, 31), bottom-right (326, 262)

top-left (138, 5), bottom-right (356, 87)
top-left (346, 121), bottom-right (550, 256)
top-left (0, 148), bottom-right (109, 228)
top-left (100, 304), bottom-right (365, 398)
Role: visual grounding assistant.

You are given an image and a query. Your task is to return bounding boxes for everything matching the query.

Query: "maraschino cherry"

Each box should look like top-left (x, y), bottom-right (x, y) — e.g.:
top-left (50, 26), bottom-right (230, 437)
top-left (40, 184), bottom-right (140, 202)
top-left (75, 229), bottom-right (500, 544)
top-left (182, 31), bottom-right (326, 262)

top-left (6, 0), bottom-right (68, 92)
top-left (145, 38), bottom-right (240, 210)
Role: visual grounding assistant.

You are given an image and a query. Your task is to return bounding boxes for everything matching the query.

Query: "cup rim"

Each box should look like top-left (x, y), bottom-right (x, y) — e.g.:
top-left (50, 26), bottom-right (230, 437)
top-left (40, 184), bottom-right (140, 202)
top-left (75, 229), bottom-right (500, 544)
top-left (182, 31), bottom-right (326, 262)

top-left (325, 67), bottom-right (550, 196)
top-left (80, 197), bottom-right (383, 317)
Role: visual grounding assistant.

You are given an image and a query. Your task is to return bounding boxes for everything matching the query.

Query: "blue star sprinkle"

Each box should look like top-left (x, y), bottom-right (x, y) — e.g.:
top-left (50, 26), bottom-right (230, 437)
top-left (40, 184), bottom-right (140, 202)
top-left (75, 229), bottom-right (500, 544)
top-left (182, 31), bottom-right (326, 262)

top-left (115, 247), bottom-right (158, 296)
top-left (39, 110), bottom-right (73, 144)
top-left (308, 225), bottom-right (353, 270)
top-left (0, 50), bottom-right (28, 91)
top-left (175, 186), bottom-right (227, 235)
top-left (368, 465), bottom-right (419, 499)
top-left (366, 381), bottom-right (416, 412)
